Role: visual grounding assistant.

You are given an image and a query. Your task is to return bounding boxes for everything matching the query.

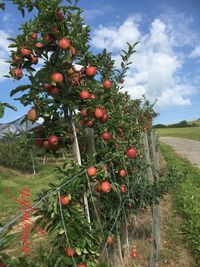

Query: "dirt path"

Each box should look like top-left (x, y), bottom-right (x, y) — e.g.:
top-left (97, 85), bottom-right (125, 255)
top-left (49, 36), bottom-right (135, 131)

top-left (160, 137), bottom-right (200, 168)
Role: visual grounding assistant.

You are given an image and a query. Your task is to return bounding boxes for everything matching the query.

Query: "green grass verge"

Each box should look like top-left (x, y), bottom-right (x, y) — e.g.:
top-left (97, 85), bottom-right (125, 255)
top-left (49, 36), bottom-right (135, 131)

top-left (156, 127), bottom-right (200, 141)
top-left (160, 143), bottom-right (200, 265)
top-left (0, 164), bottom-right (58, 224)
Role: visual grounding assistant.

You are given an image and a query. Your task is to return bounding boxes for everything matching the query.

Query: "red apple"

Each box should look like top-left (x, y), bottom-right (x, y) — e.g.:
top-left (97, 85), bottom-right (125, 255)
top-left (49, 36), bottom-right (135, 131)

top-left (80, 67), bottom-right (86, 74)
top-left (121, 184), bottom-right (126, 193)
top-left (31, 32), bottom-right (37, 40)
top-left (100, 114), bottom-right (109, 123)
top-left (102, 132), bottom-right (110, 140)
top-left (51, 87), bottom-right (60, 95)
top-left (43, 83), bottom-right (52, 91)
top-left (43, 140), bottom-right (50, 150)
top-left (126, 147), bottom-right (136, 159)
top-left (94, 107), bottom-right (105, 119)
top-left (27, 108), bottom-right (37, 122)
top-left (80, 90), bottom-right (90, 100)
top-left (80, 109), bottom-right (87, 117)
top-left (95, 184), bottom-right (102, 193)
top-left (86, 120), bottom-right (92, 127)
top-left (48, 135), bottom-right (58, 145)
top-left (20, 47), bottom-right (32, 57)
top-left (131, 246), bottom-right (138, 258)
top-left (77, 264), bottom-right (87, 267)
top-left (13, 68), bottom-right (23, 79)
top-left (58, 38), bottom-right (70, 50)
top-left (0, 263), bottom-right (7, 267)
top-left (89, 93), bottom-right (96, 99)
top-left (65, 247), bottom-right (75, 257)
top-left (35, 138), bottom-right (44, 147)
top-left (86, 66), bottom-right (96, 78)
top-left (51, 72), bottom-right (64, 84)
top-left (35, 43), bottom-right (43, 48)
top-left (52, 27), bottom-right (59, 33)
top-left (127, 203), bottom-right (133, 209)
top-left (31, 55), bottom-right (38, 64)
top-left (100, 181), bottom-right (112, 193)
top-left (119, 169), bottom-right (126, 178)
top-left (107, 236), bottom-right (114, 245)
top-left (61, 195), bottom-right (70, 206)
top-left (87, 167), bottom-right (97, 177)
top-left (80, 119), bottom-right (85, 126)
top-left (13, 54), bottom-right (20, 64)
top-left (70, 46), bottom-right (76, 56)
top-left (56, 10), bottom-right (64, 21)
top-left (103, 80), bottom-right (112, 89)
top-left (45, 35), bottom-right (53, 42)
top-left (118, 128), bottom-right (123, 134)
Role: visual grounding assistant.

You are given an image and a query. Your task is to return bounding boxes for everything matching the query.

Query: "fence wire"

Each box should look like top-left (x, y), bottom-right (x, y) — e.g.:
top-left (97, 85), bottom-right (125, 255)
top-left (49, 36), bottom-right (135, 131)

top-left (0, 132), bottom-right (161, 267)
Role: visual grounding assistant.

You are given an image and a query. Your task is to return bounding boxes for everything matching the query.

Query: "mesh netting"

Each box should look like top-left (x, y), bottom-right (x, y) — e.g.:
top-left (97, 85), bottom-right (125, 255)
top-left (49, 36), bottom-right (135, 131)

top-left (0, 116), bottom-right (40, 137)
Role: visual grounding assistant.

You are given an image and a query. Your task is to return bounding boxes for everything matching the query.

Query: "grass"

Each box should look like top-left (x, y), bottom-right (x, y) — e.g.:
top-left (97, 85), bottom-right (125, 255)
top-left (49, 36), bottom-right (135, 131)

top-left (189, 119), bottom-right (200, 127)
top-left (0, 152), bottom-right (197, 266)
top-left (0, 163), bottom-right (62, 266)
top-left (160, 143), bottom-right (200, 265)
top-left (0, 164), bottom-right (59, 224)
top-left (156, 127), bottom-right (200, 141)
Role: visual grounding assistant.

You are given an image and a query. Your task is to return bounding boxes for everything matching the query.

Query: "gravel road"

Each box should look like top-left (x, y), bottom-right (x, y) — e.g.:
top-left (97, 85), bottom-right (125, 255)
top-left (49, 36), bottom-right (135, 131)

top-left (160, 137), bottom-right (200, 168)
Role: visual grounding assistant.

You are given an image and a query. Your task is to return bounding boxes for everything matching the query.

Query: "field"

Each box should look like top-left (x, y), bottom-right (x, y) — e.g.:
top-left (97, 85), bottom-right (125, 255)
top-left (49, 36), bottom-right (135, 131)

top-left (157, 127), bottom-right (200, 141)
top-left (0, 151), bottom-right (197, 266)
top-left (160, 143), bottom-right (200, 265)
top-left (0, 164), bottom-right (58, 224)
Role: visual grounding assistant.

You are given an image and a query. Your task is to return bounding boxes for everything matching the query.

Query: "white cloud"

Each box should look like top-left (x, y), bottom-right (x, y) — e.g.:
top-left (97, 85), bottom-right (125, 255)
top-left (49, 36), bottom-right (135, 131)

top-left (36, 117), bottom-right (44, 124)
top-left (84, 5), bottom-right (113, 21)
top-left (0, 30), bottom-right (11, 53)
top-left (2, 13), bottom-right (11, 22)
top-left (92, 16), bottom-right (141, 51)
top-left (92, 15), bottom-right (198, 106)
top-left (189, 46), bottom-right (200, 58)
top-left (159, 11), bottom-right (197, 48)
top-left (0, 30), bottom-right (11, 81)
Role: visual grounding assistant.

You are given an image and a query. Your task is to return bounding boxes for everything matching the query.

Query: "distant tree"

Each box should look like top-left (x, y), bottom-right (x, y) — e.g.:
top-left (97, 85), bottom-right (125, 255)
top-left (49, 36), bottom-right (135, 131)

top-left (153, 124), bottom-right (167, 129)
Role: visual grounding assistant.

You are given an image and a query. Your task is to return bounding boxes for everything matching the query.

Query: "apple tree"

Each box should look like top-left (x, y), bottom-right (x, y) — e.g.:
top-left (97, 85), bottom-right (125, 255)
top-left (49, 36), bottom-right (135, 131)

top-left (0, 0), bottom-right (183, 266)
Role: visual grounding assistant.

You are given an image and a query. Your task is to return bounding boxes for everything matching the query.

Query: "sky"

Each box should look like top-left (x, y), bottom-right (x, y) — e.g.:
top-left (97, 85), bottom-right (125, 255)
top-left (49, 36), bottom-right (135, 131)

top-left (0, 0), bottom-right (200, 125)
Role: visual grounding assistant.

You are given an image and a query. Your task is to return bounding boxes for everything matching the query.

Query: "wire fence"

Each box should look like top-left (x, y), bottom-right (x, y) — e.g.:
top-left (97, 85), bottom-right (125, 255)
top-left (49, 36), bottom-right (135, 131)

top-left (0, 130), bottom-right (161, 267)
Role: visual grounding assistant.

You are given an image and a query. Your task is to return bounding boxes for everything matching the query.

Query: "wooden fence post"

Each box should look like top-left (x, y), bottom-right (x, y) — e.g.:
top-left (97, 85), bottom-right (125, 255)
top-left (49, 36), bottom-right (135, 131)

top-left (85, 128), bottom-right (96, 158)
top-left (30, 149), bottom-right (36, 174)
top-left (117, 232), bottom-right (125, 267)
top-left (85, 127), bottom-right (102, 219)
top-left (143, 130), bottom-right (160, 267)
top-left (143, 131), bottom-right (154, 182)
top-left (150, 131), bottom-right (161, 257)
top-left (71, 122), bottom-right (91, 229)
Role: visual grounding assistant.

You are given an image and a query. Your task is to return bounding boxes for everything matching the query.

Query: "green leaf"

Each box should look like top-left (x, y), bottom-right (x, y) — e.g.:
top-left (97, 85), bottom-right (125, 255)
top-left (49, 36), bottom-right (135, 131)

top-left (20, 115), bottom-right (28, 125)
top-left (61, 256), bottom-right (73, 265)
top-left (0, 3), bottom-right (5, 11)
top-left (0, 103), bottom-right (4, 118)
top-left (3, 103), bottom-right (17, 111)
top-left (76, 247), bottom-right (82, 255)
top-left (10, 84), bottom-right (31, 97)
top-left (7, 38), bottom-right (16, 42)
top-left (8, 43), bottom-right (17, 48)
top-left (21, 8), bottom-right (25, 17)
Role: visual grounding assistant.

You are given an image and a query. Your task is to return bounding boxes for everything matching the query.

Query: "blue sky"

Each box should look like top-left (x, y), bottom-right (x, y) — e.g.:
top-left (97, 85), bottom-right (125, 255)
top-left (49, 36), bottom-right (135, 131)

top-left (0, 0), bottom-right (200, 125)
